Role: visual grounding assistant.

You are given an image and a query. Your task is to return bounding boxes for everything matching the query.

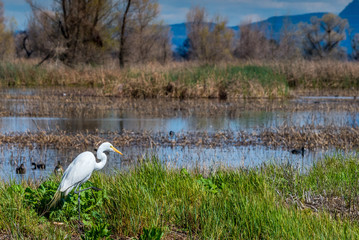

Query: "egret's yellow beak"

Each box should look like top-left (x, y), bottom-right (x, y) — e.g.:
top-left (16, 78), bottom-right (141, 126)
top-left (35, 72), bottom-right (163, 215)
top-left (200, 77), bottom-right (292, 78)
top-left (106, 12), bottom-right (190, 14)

top-left (111, 146), bottom-right (123, 155)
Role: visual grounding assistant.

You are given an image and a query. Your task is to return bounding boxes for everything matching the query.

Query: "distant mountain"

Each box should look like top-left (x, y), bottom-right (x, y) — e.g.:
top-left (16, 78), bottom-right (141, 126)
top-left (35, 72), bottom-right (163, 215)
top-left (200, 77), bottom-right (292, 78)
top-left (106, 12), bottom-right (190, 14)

top-left (340, 0), bottom-right (359, 30)
top-left (170, 12), bottom-right (327, 49)
top-left (339, 0), bottom-right (359, 53)
top-left (169, 23), bottom-right (187, 48)
top-left (169, 0), bottom-right (359, 54)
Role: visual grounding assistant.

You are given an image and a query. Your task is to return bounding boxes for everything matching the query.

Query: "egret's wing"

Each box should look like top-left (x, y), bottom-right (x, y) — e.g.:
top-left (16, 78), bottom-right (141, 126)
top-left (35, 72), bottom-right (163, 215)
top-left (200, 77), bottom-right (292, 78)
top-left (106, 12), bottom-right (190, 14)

top-left (59, 151), bottom-right (96, 194)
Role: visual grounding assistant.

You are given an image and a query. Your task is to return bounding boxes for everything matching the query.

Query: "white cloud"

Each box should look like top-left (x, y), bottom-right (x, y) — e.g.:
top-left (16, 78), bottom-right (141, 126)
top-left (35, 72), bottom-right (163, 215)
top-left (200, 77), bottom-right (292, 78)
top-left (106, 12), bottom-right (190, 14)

top-left (158, 4), bottom-right (189, 23)
top-left (240, 14), bottom-right (262, 23)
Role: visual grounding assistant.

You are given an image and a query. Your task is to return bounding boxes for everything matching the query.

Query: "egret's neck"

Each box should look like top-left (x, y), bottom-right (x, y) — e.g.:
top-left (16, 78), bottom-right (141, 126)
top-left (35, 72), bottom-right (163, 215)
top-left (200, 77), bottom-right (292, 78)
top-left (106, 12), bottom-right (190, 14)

top-left (95, 151), bottom-right (107, 171)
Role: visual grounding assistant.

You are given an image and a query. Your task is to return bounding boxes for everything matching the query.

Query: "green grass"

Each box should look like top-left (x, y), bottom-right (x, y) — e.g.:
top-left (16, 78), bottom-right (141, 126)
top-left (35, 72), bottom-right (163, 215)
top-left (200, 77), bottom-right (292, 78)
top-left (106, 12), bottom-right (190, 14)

top-left (163, 64), bottom-right (288, 98)
top-left (167, 65), bottom-right (287, 85)
top-left (0, 62), bottom-right (290, 98)
top-left (3, 60), bottom-right (359, 98)
top-left (1, 155), bottom-right (359, 239)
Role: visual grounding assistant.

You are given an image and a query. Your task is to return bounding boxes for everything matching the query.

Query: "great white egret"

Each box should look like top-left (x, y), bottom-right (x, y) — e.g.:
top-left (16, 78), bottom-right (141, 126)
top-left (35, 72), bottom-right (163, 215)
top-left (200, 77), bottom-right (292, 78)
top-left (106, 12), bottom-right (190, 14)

top-left (48, 142), bottom-right (123, 222)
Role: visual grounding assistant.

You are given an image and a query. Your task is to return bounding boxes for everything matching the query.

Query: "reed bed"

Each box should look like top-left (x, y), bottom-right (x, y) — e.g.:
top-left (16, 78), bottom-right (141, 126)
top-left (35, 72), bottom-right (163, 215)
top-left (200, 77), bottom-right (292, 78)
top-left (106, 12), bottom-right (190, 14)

top-left (0, 61), bottom-right (289, 99)
top-left (271, 60), bottom-right (359, 90)
top-left (3, 60), bottom-right (359, 99)
top-left (1, 87), bottom-right (359, 118)
top-left (1, 124), bottom-right (359, 151)
top-left (1, 156), bottom-right (359, 239)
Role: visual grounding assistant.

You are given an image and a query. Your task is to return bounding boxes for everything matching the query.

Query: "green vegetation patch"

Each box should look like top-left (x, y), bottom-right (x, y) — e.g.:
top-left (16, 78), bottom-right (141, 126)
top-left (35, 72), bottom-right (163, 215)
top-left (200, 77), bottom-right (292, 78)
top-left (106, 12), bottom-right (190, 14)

top-left (167, 65), bottom-right (287, 85)
top-left (1, 155), bottom-right (359, 239)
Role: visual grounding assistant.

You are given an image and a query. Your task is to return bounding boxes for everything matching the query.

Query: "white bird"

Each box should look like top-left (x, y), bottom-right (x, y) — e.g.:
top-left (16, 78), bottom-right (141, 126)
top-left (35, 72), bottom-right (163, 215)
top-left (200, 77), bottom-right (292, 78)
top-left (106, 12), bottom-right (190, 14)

top-left (48, 142), bottom-right (123, 221)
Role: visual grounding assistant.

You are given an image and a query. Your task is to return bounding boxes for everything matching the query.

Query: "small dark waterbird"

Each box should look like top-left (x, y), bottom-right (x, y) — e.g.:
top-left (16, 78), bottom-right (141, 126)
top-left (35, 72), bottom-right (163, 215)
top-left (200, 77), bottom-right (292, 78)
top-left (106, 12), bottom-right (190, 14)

top-left (169, 131), bottom-right (175, 138)
top-left (16, 163), bottom-right (26, 174)
top-left (32, 161), bottom-right (46, 170)
top-left (169, 131), bottom-right (176, 147)
top-left (54, 161), bottom-right (63, 176)
top-left (291, 147), bottom-right (305, 156)
top-left (47, 142), bottom-right (123, 223)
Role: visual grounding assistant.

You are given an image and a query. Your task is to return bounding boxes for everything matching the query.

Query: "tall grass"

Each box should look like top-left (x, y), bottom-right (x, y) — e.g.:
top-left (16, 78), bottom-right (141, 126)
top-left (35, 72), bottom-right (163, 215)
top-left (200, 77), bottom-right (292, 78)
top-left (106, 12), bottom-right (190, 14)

top-left (1, 59), bottom-right (359, 98)
top-left (272, 60), bottom-right (359, 90)
top-left (1, 155), bottom-right (359, 239)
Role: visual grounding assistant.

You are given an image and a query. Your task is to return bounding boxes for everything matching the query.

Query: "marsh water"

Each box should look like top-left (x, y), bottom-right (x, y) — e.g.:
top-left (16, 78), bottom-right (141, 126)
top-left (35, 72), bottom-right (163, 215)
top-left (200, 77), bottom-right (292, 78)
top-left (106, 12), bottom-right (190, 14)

top-left (1, 88), bottom-right (358, 180)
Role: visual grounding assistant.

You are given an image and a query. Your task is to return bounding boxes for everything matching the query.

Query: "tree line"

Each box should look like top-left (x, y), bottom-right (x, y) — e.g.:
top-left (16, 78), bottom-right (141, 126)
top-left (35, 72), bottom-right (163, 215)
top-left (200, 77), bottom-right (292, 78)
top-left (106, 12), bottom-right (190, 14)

top-left (13, 0), bottom-right (171, 66)
top-left (180, 7), bottom-right (354, 62)
top-left (0, 0), bottom-right (358, 66)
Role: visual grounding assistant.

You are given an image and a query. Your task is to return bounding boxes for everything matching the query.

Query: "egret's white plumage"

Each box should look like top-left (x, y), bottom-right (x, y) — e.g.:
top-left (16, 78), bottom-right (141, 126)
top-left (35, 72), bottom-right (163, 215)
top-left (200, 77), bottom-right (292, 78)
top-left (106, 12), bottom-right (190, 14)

top-left (47, 142), bottom-right (122, 218)
top-left (59, 151), bottom-right (96, 195)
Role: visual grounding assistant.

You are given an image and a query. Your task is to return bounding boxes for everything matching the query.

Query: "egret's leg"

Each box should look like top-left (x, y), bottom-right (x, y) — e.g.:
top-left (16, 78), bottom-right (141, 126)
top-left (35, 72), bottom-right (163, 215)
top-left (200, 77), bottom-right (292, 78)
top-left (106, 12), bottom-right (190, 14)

top-left (74, 186), bottom-right (101, 216)
top-left (74, 185), bottom-right (82, 222)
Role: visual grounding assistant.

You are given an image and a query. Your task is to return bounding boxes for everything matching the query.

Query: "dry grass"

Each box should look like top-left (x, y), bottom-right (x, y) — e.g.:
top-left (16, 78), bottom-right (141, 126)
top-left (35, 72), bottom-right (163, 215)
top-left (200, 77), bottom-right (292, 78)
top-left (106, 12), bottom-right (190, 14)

top-left (0, 60), bottom-right (282, 99)
top-left (2, 59), bottom-right (359, 99)
top-left (271, 60), bottom-right (359, 91)
top-left (1, 124), bottom-right (359, 151)
top-left (2, 84), bottom-right (359, 120)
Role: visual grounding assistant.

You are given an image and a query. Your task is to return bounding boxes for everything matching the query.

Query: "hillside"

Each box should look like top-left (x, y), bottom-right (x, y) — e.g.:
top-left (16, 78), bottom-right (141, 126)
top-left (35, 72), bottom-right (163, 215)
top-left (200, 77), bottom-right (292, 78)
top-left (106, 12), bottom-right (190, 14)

top-left (339, 0), bottom-right (359, 53)
top-left (170, 0), bottom-right (358, 54)
top-left (170, 12), bottom-right (327, 48)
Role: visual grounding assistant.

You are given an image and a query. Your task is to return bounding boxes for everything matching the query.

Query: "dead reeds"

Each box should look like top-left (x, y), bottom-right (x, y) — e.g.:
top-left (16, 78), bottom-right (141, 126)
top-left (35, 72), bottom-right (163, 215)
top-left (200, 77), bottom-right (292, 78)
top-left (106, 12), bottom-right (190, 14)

top-left (271, 59), bottom-right (359, 92)
top-left (1, 60), bottom-right (359, 99)
top-left (1, 87), bottom-right (359, 119)
top-left (0, 60), bottom-right (326, 99)
top-left (1, 125), bottom-right (359, 151)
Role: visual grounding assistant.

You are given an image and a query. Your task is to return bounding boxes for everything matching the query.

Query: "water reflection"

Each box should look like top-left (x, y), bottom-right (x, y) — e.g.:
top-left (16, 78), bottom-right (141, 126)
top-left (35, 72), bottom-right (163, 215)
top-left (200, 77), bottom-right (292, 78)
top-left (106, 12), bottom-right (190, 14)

top-left (1, 144), bottom-right (336, 181)
top-left (2, 89), bottom-right (359, 180)
top-left (1, 110), bottom-right (359, 134)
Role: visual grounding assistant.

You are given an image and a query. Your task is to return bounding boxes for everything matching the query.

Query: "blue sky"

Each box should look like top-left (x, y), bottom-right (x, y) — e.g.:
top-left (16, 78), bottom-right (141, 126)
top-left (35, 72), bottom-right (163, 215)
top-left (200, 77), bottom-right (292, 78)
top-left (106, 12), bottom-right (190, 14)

top-left (3, 0), bottom-right (352, 29)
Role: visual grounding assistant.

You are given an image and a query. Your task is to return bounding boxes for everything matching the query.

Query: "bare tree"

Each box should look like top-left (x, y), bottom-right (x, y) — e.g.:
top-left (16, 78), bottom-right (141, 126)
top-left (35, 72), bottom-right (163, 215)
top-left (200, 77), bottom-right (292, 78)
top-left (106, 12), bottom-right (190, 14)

top-left (15, 31), bottom-right (33, 58)
top-left (186, 6), bottom-right (208, 60)
top-left (186, 6), bottom-right (234, 62)
top-left (0, 0), bottom-right (15, 60)
top-left (23, 12), bottom-right (59, 61)
top-left (300, 13), bottom-right (348, 59)
top-left (118, 0), bottom-right (131, 67)
top-left (277, 18), bottom-right (301, 60)
top-left (234, 21), bottom-right (269, 60)
top-left (117, 0), bottom-right (172, 65)
top-left (207, 16), bottom-right (234, 61)
top-left (26, 0), bottom-right (115, 65)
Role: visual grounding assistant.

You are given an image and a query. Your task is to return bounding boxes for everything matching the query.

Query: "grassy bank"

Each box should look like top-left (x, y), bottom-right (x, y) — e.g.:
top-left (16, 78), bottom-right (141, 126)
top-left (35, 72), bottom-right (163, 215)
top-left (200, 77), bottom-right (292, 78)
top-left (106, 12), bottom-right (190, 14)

top-left (2, 59), bottom-right (359, 99)
top-left (1, 155), bottom-right (359, 239)
top-left (0, 61), bottom-right (289, 99)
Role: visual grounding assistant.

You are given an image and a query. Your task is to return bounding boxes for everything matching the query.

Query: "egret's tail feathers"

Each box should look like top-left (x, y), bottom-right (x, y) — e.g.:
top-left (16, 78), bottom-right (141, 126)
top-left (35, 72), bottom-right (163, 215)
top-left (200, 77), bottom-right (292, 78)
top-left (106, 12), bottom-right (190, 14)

top-left (41, 190), bottom-right (62, 216)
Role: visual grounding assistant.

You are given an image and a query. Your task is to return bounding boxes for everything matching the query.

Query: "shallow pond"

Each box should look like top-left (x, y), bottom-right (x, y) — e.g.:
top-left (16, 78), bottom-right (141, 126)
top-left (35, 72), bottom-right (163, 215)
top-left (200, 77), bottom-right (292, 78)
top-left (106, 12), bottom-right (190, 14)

top-left (1, 88), bottom-right (358, 180)
top-left (1, 110), bottom-right (359, 133)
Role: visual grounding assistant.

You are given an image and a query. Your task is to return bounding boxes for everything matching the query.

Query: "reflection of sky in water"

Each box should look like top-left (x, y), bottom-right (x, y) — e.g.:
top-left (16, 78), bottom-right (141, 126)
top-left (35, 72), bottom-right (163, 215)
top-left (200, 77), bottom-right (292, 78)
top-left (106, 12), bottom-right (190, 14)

top-left (1, 110), bottom-right (359, 133)
top-left (1, 144), bottom-right (343, 181)
top-left (2, 93), bottom-right (359, 180)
